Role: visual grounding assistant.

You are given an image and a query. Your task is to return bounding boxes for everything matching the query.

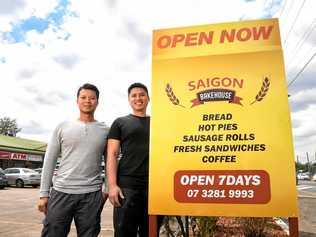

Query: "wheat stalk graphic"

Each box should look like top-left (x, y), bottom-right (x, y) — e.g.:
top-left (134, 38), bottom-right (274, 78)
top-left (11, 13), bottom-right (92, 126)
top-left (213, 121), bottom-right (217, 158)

top-left (250, 77), bottom-right (270, 105)
top-left (165, 83), bottom-right (185, 108)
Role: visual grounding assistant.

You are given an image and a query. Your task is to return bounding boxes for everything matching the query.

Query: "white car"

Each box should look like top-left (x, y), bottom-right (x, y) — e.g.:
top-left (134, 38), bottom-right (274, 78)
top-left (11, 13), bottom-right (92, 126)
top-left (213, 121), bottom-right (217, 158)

top-left (51, 169), bottom-right (58, 186)
top-left (34, 168), bottom-right (42, 174)
top-left (297, 172), bottom-right (310, 180)
top-left (4, 168), bottom-right (41, 188)
top-left (312, 173), bottom-right (316, 181)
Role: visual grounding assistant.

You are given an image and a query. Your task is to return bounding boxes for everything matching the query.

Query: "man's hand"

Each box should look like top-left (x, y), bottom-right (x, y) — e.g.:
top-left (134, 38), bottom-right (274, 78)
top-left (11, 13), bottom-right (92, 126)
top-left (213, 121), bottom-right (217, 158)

top-left (108, 185), bottom-right (124, 207)
top-left (102, 192), bottom-right (109, 202)
top-left (37, 197), bottom-right (49, 214)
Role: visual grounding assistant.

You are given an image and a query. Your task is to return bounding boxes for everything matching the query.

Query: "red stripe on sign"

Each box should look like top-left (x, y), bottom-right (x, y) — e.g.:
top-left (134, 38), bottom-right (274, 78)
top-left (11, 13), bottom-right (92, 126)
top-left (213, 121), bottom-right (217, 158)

top-left (0, 151), bottom-right (11, 159)
top-left (174, 170), bottom-right (270, 204)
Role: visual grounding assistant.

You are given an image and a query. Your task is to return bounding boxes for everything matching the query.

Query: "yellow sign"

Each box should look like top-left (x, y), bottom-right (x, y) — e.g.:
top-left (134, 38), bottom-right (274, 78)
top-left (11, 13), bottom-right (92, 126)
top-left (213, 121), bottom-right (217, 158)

top-left (149, 18), bottom-right (298, 217)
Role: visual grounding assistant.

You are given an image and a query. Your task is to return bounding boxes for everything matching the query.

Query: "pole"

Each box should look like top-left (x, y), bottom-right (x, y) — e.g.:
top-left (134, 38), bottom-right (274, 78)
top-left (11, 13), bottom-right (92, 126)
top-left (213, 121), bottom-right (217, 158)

top-left (289, 217), bottom-right (299, 237)
top-left (149, 215), bottom-right (158, 237)
top-left (306, 152), bottom-right (310, 178)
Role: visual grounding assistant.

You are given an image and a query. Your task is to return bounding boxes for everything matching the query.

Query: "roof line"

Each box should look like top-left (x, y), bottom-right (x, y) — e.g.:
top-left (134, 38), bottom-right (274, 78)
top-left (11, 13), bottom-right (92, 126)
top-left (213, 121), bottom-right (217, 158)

top-left (0, 144), bottom-right (46, 153)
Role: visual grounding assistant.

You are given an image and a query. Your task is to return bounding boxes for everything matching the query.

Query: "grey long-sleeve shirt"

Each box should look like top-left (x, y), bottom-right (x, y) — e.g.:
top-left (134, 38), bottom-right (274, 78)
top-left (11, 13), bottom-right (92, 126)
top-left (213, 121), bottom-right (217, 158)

top-left (40, 120), bottom-right (108, 197)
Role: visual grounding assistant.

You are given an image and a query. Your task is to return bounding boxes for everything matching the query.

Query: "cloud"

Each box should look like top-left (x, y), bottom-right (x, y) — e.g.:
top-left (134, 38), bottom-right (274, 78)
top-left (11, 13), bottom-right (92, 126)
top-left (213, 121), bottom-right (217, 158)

top-left (287, 61), bottom-right (316, 95)
top-left (289, 88), bottom-right (316, 112)
top-left (0, 0), bottom-right (26, 15)
top-left (22, 86), bottom-right (71, 106)
top-left (54, 53), bottom-right (80, 69)
top-left (104, 0), bottom-right (116, 9)
top-left (34, 91), bottom-right (70, 106)
top-left (291, 117), bottom-right (301, 129)
top-left (18, 69), bottom-right (36, 79)
top-left (19, 120), bottom-right (49, 135)
top-left (0, 0), bottom-right (59, 32)
top-left (0, 0), bottom-right (315, 162)
top-left (121, 19), bottom-right (151, 61)
top-left (281, 0), bottom-right (316, 92)
top-left (0, 0), bottom-right (70, 43)
top-left (292, 104), bottom-right (316, 157)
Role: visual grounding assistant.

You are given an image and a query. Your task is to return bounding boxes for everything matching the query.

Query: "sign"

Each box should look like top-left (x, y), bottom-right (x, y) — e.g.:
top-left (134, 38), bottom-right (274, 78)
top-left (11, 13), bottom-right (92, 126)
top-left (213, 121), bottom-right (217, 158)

top-left (0, 151), bottom-right (10, 159)
top-left (149, 19), bottom-right (298, 217)
top-left (10, 153), bottom-right (27, 161)
top-left (28, 154), bottom-right (43, 162)
top-left (0, 151), bottom-right (42, 161)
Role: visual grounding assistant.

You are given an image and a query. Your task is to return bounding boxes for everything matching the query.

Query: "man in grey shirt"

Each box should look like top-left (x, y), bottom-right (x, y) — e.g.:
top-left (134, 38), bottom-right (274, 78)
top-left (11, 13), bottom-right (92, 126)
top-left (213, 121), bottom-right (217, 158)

top-left (37, 83), bottom-right (108, 237)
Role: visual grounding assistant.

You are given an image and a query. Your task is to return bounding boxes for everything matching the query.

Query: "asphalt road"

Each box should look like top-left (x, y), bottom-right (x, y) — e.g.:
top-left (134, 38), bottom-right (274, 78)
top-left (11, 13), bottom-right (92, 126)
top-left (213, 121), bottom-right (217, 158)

top-left (0, 184), bottom-right (315, 237)
top-left (296, 180), bottom-right (316, 237)
top-left (0, 187), bottom-right (114, 237)
top-left (298, 180), bottom-right (316, 195)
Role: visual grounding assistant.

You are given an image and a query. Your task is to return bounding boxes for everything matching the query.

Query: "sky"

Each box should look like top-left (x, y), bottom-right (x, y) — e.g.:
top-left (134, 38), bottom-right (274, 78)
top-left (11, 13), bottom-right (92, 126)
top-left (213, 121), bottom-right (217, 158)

top-left (0, 0), bottom-right (315, 163)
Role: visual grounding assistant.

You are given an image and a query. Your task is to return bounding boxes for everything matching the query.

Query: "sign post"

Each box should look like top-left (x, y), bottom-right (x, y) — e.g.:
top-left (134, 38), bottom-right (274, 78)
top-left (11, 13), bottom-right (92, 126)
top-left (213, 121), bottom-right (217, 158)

top-left (149, 18), bottom-right (298, 235)
top-left (149, 215), bottom-right (158, 237)
top-left (289, 217), bottom-right (299, 237)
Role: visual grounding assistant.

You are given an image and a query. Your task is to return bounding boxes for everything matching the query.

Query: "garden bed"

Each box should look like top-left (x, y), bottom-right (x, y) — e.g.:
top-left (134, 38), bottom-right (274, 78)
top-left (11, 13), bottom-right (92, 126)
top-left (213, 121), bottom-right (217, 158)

top-left (213, 217), bottom-right (288, 237)
top-left (160, 216), bottom-right (289, 237)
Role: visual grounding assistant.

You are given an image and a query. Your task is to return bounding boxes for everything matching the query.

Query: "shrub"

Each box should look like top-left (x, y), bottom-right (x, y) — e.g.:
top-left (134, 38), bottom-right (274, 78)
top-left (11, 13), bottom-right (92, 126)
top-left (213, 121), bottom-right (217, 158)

top-left (191, 216), bottom-right (218, 237)
top-left (238, 217), bottom-right (269, 237)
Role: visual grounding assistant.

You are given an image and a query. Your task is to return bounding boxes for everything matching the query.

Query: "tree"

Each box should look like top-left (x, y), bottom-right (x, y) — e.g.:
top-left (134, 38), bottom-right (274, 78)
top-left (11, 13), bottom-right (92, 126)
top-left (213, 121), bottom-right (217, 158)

top-left (0, 117), bottom-right (22, 136)
top-left (295, 161), bottom-right (308, 172)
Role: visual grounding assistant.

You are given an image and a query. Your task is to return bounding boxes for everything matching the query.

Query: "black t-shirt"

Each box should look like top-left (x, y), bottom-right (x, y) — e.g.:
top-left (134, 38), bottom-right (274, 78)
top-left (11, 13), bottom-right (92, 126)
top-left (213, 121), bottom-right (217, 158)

top-left (108, 114), bottom-right (150, 189)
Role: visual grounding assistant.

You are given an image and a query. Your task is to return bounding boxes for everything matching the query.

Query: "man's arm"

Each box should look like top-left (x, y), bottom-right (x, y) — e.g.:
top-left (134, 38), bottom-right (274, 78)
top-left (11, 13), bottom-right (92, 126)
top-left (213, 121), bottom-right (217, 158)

top-left (101, 142), bottom-right (109, 201)
top-left (107, 138), bottom-right (124, 207)
top-left (37, 126), bottom-right (61, 214)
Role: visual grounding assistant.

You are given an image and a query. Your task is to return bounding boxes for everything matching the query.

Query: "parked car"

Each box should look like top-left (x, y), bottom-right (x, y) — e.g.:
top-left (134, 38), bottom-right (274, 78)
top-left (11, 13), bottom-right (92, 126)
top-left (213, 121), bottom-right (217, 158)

top-left (297, 172), bottom-right (310, 180)
top-left (34, 168), bottom-right (42, 174)
top-left (51, 168), bottom-right (58, 186)
top-left (4, 168), bottom-right (41, 188)
top-left (0, 168), bottom-right (8, 189)
top-left (312, 173), bottom-right (316, 181)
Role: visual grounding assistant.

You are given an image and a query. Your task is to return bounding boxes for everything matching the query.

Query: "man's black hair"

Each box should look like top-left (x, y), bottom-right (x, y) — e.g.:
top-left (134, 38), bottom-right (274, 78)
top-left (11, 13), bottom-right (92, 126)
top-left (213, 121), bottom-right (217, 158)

top-left (77, 83), bottom-right (99, 100)
top-left (128, 83), bottom-right (148, 95)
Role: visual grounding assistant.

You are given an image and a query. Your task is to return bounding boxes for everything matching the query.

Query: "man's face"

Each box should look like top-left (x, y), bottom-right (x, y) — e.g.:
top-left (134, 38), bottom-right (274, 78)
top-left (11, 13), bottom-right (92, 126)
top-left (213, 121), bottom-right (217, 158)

top-left (77, 89), bottom-right (98, 114)
top-left (128, 87), bottom-right (149, 113)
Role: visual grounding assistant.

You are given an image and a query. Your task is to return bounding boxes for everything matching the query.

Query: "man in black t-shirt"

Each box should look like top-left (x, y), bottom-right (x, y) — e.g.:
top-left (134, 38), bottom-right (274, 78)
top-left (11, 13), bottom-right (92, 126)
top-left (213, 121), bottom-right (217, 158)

top-left (107, 83), bottom-right (152, 237)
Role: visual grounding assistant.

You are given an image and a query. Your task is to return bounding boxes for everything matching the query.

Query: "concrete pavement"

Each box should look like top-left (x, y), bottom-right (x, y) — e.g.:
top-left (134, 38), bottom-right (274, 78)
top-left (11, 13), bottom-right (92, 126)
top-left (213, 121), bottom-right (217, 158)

top-left (0, 187), bottom-right (114, 237)
top-left (298, 191), bottom-right (316, 237)
top-left (1, 185), bottom-right (316, 236)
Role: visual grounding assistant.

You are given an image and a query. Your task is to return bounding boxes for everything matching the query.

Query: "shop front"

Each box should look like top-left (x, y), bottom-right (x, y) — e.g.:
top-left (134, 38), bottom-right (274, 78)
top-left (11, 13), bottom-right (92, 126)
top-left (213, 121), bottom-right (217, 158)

top-left (0, 135), bottom-right (46, 169)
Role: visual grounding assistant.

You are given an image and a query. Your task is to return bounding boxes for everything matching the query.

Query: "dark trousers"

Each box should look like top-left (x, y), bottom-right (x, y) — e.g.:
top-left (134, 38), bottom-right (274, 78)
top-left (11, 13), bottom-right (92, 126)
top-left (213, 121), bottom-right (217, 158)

top-left (41, 189), bottom-right (105, 237)
top-left (113, 188), bottom-right (164, 237)
top-left (113, 188), bottom-right (148, 237)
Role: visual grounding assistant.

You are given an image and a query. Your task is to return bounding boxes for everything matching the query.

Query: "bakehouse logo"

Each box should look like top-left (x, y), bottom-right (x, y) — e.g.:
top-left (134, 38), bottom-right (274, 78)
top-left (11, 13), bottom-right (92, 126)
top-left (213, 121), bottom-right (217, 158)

top-left (191, 88), bottom-right (242, 107)
top-left (165, 76), bottom-right (270, 108)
